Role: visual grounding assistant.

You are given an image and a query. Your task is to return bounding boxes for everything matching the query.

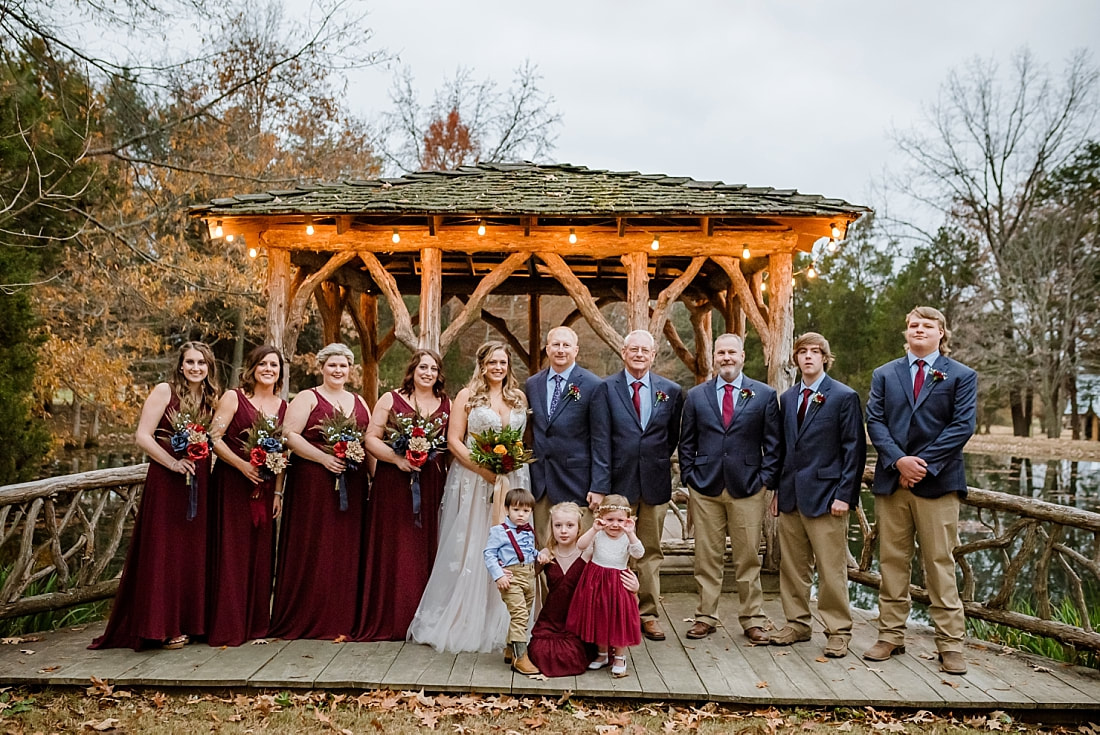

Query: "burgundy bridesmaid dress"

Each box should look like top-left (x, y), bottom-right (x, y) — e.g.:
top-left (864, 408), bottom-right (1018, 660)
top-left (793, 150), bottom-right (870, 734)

top-left (528, 558), bottom-right (592, 677)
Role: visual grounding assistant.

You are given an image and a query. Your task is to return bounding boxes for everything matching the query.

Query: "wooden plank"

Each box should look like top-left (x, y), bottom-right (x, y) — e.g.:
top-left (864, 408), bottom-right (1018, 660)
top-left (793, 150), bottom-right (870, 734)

top-left (248, 639), bottom-right (343, 688)
top-left (415, 648), bottom-right (459, 691)
top-left (625, 635), bottom-right (671, 699)
top-left (380, 640), bottom-right (447, 690)
top-left (466, 651), bottom-right (513, 694)
top-left (658, 594), bottom-right (735, 699)
top-left (961, 646), bottom-right (1095, 708)
top-left (174, 640), bottom-right (289, 686)
top-left (445, 651), bottom-right (479, 690)
top-left (314, 641), bottom-right (403, 689)
top-left (0, 625), bottom-right (140, 686)
top-left (113, 643), bottom-right (222, 686)
top-left (843, 607), bottom-right (950, 707)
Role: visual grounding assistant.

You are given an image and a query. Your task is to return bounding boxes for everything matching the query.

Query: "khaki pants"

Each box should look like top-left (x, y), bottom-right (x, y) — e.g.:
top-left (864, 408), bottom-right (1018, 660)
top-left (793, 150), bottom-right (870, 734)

top-left (498, 563), bottom-right (536, 644)
top-left (690, 489), bottom-right (767, 630)
top-left (533, 494), bottom-right (593, 548)
top-left (778, 510), bottom-right (852, 639)
top-left (875, 487), bottom-right (965, 653)
top-left (630, 501), bottom-right (666, 621)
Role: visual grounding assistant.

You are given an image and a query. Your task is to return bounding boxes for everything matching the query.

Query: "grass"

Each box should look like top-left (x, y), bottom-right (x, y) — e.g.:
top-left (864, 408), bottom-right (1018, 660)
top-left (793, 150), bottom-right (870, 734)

top-left (0, 567), bottom-right (110, 638)
top-left (966, 596), bottom-right (1100, 669)
top-left (0, 687), bottom-right (1086, 734)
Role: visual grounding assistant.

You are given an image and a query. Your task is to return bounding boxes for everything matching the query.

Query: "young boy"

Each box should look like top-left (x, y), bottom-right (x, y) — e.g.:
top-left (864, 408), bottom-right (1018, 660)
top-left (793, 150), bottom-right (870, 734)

top-left (483, 487), bottom-right (540, 675)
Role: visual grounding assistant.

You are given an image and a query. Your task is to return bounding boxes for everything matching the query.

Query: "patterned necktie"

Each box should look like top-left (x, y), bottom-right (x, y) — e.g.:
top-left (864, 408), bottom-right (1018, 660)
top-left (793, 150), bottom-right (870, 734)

top-left (631, 380), bottom-right (643, 420)
top-left (549, 374), bottom-right (564, 414)
top-left (722, 384), bottom-right (734, 428)
top-left (913, 359), bottom-right (926, 401)
top-left (797, 387), bottom-right (812, 428)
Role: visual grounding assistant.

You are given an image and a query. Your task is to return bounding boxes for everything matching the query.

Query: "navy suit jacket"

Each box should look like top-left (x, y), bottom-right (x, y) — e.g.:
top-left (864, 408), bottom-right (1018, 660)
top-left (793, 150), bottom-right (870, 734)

top-left (866, 355), bottom-right (977, 498)
top-left (524, 365), bottom-right (602, 504)
top-left (679, 376), bottom-right (781, 498)
top-left (590, 371), bottom-right (683, 506)
top-left (777, 374), bottom-right (866, 517)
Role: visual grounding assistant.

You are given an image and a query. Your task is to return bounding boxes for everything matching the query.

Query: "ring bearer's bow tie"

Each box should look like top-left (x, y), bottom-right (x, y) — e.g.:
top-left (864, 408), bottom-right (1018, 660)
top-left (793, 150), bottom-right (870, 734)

top-left (513, 524), bottom-right (533, 533)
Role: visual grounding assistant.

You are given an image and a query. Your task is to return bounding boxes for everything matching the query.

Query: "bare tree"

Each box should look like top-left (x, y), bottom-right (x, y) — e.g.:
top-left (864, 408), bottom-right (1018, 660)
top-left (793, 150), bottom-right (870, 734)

top-left (893, 48), bottom-right (1099, 435)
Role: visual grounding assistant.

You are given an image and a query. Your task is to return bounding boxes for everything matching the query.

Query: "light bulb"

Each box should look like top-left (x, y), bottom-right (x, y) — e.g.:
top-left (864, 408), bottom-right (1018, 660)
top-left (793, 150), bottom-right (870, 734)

top-left (392, 228), bottom-right (401, 244)
top-left (742, 245), bottom-right (751, 259)
top-left (305, 224), bottom-right (315, 236)
top-left (759, 281), bottom-right (767, 292)
top-left (830, 223), bottom-right (841, 240)
top-left (651, 235), bottom-right (660, 251)
top-left (827, 239), bottom-right (839, 253)
top-left (225, 234), bottom-right (234, 243)
top-left (248, 247), bottom-right (258, 258)
top-left (213, 221), bottom-right (223, 238)
top-left (807, 264), bottom-right (817, 279)
top-left (568, 228), bottom-right (577, 244)
top-left (477, 221), bottom-right (486, 236)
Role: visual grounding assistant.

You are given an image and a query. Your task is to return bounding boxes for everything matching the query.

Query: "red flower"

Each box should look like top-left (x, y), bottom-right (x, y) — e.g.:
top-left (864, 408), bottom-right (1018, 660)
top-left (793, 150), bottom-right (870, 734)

top-left (187, 442), bottom-right (209, 460)
top-left (501, 455), bottom-right (516, 472)
top-left (250, 447), bottom-right (267, 467)
top-left (333, 440), bottom-right (348, 458)
top-left (412, 426), bottom-right (426, 438)
top-left (186, 422), bottom-right (205, 433)
top-left (407, 450), bottom-right (428, 468)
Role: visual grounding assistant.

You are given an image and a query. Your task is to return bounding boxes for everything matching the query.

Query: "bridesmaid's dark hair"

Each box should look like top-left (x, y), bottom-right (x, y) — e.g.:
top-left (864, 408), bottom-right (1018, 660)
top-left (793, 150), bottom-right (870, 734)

top-left (169, 341), bottom-right (220, 412)
top-left (399, 349), bottom-right (446, 398)
top-left (239, 345), bottom-right (285, 395)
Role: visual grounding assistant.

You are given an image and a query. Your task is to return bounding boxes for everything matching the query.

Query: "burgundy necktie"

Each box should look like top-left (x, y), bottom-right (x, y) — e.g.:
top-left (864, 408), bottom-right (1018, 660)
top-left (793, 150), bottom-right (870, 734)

top-left (722, 384), bottom-right (734, 427)
top-left (797, 387), bottom-right (812, 427)
top-left (631, 380), bottom-right (643, 420)
top-left (913, 359), bottom-right (926, 401)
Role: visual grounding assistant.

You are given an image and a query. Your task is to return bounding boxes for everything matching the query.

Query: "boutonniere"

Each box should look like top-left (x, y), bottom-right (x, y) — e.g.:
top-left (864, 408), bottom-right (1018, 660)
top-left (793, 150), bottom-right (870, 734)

top-left (931, 369), bottom-right (947, 383)
top-left (654, 390), bottom-right (669, 404)
top-left (812, 392), bottom-right (826, 405)
top-left (565, 384), bottom-right (581, 401)
top-left (739, 388), bottom-right (755, 401)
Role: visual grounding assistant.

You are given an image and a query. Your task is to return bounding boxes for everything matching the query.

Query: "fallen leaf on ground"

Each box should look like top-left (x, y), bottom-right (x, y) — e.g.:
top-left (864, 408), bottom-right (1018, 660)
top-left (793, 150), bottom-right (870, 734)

top-left (332, 634), bottom-right (348, 643)
top-left (250, 638), bottom-right (270, 645)
top-left (815, 657), bottom-right (828, 663)
top-left (522, 715), bottom-right (547, 729)
top-left (82, 718), bottom-right (120, 731)
top-left (941, 679), bottom-right (959, 688)
top-left (755, 681), bottom-right (768, 688)
top-left (19, 649), bottom-right (35, 655)
top-left (38, 665), bottom-right (60, 673)
top-left (1031, 664), bottom-right (1052, 673)
top-left (416, 707), bottom-right (440, 729)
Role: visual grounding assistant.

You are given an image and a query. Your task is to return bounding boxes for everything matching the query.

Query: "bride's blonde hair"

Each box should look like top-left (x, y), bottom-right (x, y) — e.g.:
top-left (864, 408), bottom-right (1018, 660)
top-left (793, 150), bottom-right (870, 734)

top-left (465, 340), bottom-right (527, 410)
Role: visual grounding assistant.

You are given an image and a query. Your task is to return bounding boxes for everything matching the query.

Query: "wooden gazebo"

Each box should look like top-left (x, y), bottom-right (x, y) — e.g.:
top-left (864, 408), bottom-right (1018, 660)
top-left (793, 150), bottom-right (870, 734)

top-left (191, 163), bottom-right (869, 400)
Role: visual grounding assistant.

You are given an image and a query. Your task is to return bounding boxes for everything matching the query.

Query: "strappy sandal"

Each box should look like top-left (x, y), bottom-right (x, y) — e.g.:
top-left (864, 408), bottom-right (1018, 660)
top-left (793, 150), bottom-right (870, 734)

top-left (611, 654), bottom-right (628, 677)
top-left (587, 651), bottom-right (609, 670)
top-left (164, 634), bottom-right (189, 650)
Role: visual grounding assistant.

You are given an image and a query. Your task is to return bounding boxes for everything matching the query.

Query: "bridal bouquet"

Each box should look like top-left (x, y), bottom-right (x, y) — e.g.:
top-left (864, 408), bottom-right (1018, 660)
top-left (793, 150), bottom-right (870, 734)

top-left (243, 413), bottom-right (288, 526)
top-left (316, 412), bottom-right (366, 511)
top-left (469, 426), bottom-right (534, 524)
top-left (385, 412), bottom-right (448, 527)
top-left (165, 407), bottom-right (212, 521)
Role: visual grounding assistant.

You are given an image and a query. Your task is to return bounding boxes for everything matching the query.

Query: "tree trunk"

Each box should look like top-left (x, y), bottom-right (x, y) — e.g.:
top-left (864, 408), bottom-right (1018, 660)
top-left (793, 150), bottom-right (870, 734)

top-left (71, 395), bottom-right (83, 446)
top-left (1010, 387), bottom-right (1033, 437)
top-left (229, 308), bottom-right (245, 388)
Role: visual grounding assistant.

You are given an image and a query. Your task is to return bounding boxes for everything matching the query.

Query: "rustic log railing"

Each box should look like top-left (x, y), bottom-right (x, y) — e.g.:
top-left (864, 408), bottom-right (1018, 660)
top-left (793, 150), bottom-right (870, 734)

top-left (0, 465), bottom-right (147, 621)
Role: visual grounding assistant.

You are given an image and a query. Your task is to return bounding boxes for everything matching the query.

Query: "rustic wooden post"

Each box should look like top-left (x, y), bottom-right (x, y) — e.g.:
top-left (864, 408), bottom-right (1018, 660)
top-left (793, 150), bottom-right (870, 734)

top-left (264, 245), bottom-right (292, 397)
top-left (528, 294), bottom-right (541, 374)
top-left (316, 281), bottom-right (344, 346)
top-left (621, 251), bottom-right (650, 332)
top-left (766, 251), bottom-right (795, 391)
top-left (726, 293), bottom-right (746, 337)
top-left (419, 247), bottom-right (442, 352)
top-left (688, 299), bottom-right (713, 384)
top-left (353, 292), bottom-right (380, 408)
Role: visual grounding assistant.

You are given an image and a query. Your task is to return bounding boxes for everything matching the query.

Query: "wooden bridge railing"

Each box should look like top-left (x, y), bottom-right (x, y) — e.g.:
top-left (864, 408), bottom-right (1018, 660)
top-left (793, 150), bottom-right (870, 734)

top-left (0, 466), bottom-right (147, 621)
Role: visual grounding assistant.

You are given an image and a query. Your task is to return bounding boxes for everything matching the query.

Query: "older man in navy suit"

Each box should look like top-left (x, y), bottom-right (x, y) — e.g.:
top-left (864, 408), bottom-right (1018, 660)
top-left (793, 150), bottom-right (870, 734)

top-left (591, 329), bottom-right (683, 641)
top-left (678, 333), bottom-right (781, 643)
top-left (864, 306), bottom-right (977, 675)
top-left (770, 332), bottom-right (866, 658)
top-left (525, 326), bottom-right (603, 536)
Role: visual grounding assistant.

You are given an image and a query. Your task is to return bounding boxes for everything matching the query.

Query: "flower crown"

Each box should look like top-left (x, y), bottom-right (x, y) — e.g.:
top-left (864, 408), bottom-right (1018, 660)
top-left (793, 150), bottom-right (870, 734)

top-left (598, 504), bottom-right (632, 515)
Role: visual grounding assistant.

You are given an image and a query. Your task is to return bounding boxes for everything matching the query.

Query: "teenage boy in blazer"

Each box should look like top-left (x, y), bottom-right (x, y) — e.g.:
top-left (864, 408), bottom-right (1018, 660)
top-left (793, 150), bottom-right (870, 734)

top-left (770, 332), bottom-right (866, 658)
top-left (590, 329), bottom-right (683, 641)
top-left (864, 306), bottom-right (977, 675)
top-left (678, 333), bottom-right (781, 643)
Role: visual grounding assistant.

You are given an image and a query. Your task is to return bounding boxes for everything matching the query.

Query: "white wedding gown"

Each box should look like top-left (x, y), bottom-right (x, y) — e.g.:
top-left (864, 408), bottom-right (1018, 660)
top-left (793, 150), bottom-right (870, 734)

top-left (408, 405), bottom-right (532, 653)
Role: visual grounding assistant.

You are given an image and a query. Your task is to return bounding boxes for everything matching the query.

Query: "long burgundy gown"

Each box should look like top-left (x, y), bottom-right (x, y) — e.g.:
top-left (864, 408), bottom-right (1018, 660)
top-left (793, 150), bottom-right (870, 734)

top-left (352, 392), bottom-right (449, 641)
top-left (269, 389), bottom-right (369, 640)
top-left (527, 558), bottom-right (592, 677)
top-left (205, 390), bottom-right (287, 647)
top-left (91, 393), bottom-right (211, 650)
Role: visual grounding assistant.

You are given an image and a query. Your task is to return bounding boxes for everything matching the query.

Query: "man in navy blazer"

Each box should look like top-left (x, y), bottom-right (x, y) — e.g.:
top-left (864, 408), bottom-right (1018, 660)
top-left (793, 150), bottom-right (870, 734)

top-left (525, 326), bottom-right (603, 536)
top-left (770, 332), bottom-right (866, 658)
top-left (864, 306), bottom-right (977, 675)
top-left (678, 333), bottom-right (781, 643)
top-left (590, 329), bottom-right (683, 641)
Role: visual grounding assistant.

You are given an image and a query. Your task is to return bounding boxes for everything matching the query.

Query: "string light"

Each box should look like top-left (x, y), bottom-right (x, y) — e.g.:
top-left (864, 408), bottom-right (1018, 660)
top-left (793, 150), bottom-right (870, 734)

top-left (304, 215), bottom-right (314, 236)
top-left (651, 235), bottom-right (660, 251)
top-left (477, 220), bottom-right (486, 236)
top-left (248, 246), bottom-right (258, 258)
top-left (827, 239), bottom-right (839, 254)
top-left (807, 263), bottom-right (818, 279)
top-left (392, 228), bottom-right (401, 244)
top-left (225, 234), bottom-right (234, 243)
top-left (742, 245), bottom-right (751, 259)
top-left (568, 228), bottom-right (577, 244)
top-left (213, 220), bottom-right (223, 238)
top-left (830, 223), bottom-right (841, 240)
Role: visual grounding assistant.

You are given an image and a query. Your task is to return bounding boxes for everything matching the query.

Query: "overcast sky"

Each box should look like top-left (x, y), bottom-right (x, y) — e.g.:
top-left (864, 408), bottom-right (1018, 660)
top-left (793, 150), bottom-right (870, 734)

top-left (341, 1), bottom-right (1099, 216)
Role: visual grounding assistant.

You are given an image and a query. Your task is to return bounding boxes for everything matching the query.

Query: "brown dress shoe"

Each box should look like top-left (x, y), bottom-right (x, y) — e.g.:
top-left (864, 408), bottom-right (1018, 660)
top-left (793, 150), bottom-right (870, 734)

top-left (939, 650), bottom-right (967, 675)
top-left (642, 619), bottom-right (666, 641)
top-left (823, 636), bottom-right (849, 658)
top-left (512, 653), bottom-right (540, 675)
top-left (862, 640), bottom-right (905, 661)
top-left (686, 621), bottom-right (716, 639)
top-left (744, 626), bottom-right (770, 643)
top-left (770, 626), bottom-right (811, 646)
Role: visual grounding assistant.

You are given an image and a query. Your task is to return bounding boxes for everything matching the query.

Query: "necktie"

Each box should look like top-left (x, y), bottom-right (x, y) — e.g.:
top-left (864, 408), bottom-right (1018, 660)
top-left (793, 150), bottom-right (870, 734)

top-left (631, 380), bottom-right (643, 420)
top-left (549, 375), bottom-right (564, 414)
top-left (913, 359), bottom-right (926, 401)
top-left (722, 384), bottom-right (735, 427)
top-left (797, 387), bottom-right (812, 428)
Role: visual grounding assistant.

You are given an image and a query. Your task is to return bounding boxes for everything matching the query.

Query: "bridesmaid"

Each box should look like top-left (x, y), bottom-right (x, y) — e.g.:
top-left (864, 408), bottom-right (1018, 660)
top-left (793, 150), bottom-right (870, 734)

top-left (269, 343), bottom-right (370, 640)
top-left (91, 341), bottom-right (219, 650)
top-left (206, 346), bottom-right (287, 647)
top-left (354, 349), bottom-right (450, 641)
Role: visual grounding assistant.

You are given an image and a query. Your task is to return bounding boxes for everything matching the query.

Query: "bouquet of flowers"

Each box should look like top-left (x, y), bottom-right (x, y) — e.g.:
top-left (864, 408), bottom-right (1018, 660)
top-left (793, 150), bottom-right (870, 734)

top-left (384, 412), bottom-right (448, 527)
top-left (165, 407), bottom-right (212, 521)
top-left (316, 411), bottom-right (366, 511)
top-left (243, 413), bottom-right (288, 526)
top-left (469, 425), bottom-right (535, 524)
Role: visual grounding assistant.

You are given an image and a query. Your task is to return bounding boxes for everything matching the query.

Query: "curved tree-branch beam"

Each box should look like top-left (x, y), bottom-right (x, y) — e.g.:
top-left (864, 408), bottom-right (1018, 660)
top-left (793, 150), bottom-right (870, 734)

top-left (538, 252), bottom-right (624, 352)
top-left (285, 251), bottom-right (357, 352)
top-left (648, 256), bottom-right (706, 339)
top-left (712, 255), bottom-right (770, 349)
top-left (477, 307), bottom-right (530, 366)
top-left (663, 319), bottom-right (696, 375)
top-left (358, 250), bottom-right (418, 351)
top-left (440, 252), bottom-right (528, 353)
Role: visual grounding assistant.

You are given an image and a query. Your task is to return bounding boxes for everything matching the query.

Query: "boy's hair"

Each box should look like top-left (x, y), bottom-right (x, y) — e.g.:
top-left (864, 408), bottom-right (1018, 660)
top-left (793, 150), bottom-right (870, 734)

top-left (904, 306), bottom-right (952, 355)
top-left (791, 332), bottom-right (834, 370)
top-left (596, 494), bottom-right (633, 517)
top-left (505, 487), bottom-right (536, 509)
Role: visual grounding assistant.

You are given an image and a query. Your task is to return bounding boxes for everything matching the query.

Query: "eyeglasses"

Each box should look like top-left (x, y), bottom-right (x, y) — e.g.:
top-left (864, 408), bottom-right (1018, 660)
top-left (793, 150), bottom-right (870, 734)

top-left (624, 346), bottom-right (653, 355)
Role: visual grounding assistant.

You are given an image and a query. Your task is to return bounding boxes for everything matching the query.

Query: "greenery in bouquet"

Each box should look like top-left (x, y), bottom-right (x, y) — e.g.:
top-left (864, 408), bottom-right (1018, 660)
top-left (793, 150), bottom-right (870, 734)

top-left (244, 412), bottom-right (288, 481)
top-left (314, 410), bottom-right (366, 511)
top-left (469, 425), bottom-right (534, 475)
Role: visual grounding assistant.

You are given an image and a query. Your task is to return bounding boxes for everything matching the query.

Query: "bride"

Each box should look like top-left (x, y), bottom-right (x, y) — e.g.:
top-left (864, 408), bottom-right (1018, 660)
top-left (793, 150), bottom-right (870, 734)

top-left (408, 341), bottom-right (531, 653)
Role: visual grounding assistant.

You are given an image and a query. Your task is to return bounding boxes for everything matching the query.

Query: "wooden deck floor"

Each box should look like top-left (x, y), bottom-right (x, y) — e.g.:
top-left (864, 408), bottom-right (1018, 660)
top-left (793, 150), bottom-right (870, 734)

top-left (3, 594), bottom-right (1099, 714)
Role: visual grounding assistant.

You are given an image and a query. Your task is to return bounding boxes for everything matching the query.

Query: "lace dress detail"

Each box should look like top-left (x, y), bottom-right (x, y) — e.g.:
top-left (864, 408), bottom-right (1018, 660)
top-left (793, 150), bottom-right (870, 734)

top-left (408, 405), bottom-right (530, 653)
